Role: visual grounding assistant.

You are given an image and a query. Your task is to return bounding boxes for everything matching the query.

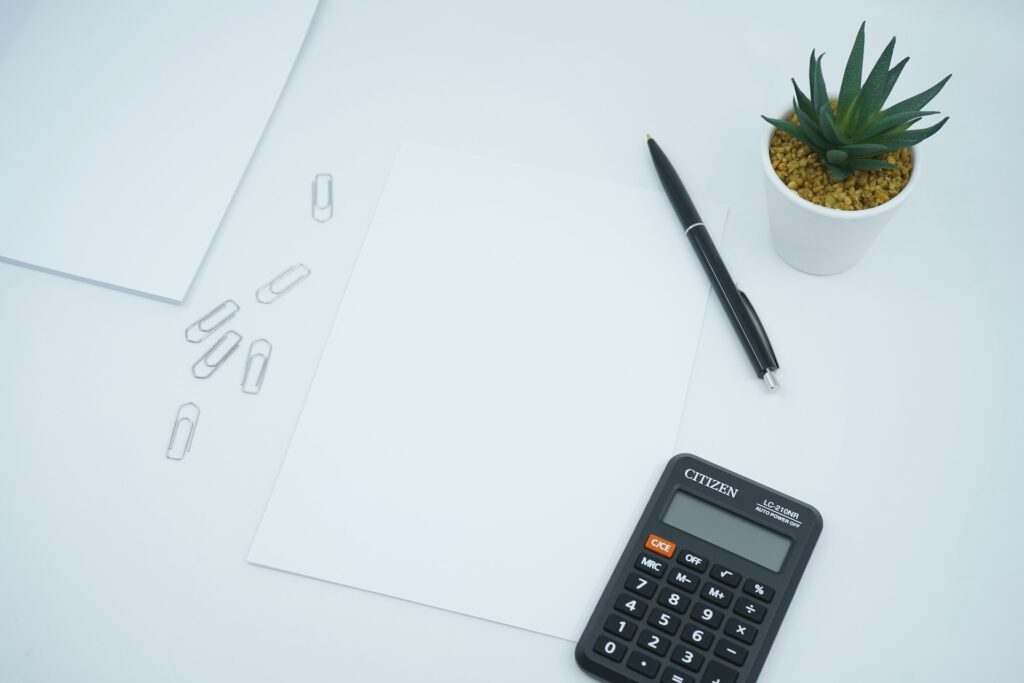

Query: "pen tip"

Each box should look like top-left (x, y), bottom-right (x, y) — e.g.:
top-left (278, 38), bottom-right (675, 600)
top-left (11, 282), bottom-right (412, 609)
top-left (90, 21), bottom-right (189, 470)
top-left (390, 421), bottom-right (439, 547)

top-left (644, 133), bottom-right (653, 142)
top-left (763, 370), bottom-right (780, 390)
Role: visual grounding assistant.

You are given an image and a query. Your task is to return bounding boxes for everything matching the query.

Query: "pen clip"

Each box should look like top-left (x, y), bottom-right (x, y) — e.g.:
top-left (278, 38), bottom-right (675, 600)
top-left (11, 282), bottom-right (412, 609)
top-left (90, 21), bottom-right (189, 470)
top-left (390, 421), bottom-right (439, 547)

top-left (737, 289), bottom-right (779, 371)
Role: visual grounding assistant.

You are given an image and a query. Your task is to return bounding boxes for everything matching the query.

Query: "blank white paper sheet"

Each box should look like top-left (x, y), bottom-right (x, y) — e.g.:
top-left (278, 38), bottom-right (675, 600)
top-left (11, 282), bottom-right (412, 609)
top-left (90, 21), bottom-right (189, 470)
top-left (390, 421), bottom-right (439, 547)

top-left (249, 143), bottom-right (727, 640)
top-left (0, 0), bottom-right (319, 302)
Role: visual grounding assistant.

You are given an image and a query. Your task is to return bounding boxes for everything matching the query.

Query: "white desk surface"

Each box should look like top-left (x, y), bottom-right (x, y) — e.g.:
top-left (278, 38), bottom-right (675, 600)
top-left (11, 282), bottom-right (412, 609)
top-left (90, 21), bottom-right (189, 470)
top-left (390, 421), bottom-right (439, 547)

top-left (2, 1), bottom-right (1021, 681)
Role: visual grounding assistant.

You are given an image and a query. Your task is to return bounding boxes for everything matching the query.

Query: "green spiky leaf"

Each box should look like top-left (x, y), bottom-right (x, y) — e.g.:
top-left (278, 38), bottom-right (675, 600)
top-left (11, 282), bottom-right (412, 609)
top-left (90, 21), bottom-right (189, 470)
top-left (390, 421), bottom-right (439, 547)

top-left (836, 22), bottom-right (865, 125)
top-left (761, 116), bottom-right (814, 148)
top-left (853, 110), bottom-right (938, 140)
top-left (864, 116), bottom-right (949, 147)
top-left (791, 78), bottom-right (814, 118)
top-left (856, 36), bottom-right (896, 127)
top-left (762, 22), bottom-right (950, 180)
top-left (881, 74), bottom-right (952, 116)
top-left (793, 104), bottom-right (831, 149)
top-left (880, 56), bottom-right (909, 105)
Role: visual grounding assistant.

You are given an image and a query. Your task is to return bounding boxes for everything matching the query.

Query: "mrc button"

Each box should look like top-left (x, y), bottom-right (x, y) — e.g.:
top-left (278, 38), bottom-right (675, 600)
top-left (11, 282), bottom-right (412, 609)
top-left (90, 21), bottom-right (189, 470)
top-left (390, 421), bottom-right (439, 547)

top-left (635, 553), bottom-right (667, 578)
top-left (644, 533), bottom-right (677, 558)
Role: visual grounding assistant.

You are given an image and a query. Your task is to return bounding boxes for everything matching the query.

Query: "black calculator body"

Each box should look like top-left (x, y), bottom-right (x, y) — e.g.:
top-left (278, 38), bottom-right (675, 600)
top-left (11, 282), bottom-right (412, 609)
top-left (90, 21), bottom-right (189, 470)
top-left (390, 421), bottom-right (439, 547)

top-left (575, 454), bottom-right (822, 683)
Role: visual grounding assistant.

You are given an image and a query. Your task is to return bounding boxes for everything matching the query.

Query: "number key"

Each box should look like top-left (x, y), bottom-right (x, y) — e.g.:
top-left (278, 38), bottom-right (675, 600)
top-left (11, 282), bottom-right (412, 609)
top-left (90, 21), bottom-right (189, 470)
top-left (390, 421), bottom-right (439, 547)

top-left (700, 582), bottom-right (733, 608)
top-left (657, 587), bottom-right (691, 614)
top-left (670, 644), bottom-right (705, 672)
top-left (614, 593), bottom-right (648, 619)
top-left (724, 618), bottom-right (756, 645)
top-left (593, 635), bottom-right (626, 663)
top-left (680, 623), bottom-right (714, 651)
top-left (638, 629), bottom-right (670, 656)
top-left (690, 602), bottom-right (724, 629)
top-left (626, 572), bottom-right (657, 598)
top-left (636, 553), bottom-right (668, 578)
top-left (603, 614), bottom-right (637, 640)
top-left (734, 598), bottom-right (767, 624)
top-left (710, 564), bottom-right (741, 588)
top-left (647, 608), bottom-right (681, 635)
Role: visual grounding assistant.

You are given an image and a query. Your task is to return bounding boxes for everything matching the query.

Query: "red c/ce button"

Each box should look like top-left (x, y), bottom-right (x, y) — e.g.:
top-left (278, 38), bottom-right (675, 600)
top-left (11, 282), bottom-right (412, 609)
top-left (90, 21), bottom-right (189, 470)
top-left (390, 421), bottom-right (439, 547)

top-left (644, 533), bottom-right (676, 559)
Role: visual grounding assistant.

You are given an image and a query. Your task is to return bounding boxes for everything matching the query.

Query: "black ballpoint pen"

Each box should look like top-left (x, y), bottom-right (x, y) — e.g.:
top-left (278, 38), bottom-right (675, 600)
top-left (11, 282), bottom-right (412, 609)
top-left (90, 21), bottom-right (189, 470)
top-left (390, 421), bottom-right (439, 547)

top-left (645, 134), bottom-right (780, 389)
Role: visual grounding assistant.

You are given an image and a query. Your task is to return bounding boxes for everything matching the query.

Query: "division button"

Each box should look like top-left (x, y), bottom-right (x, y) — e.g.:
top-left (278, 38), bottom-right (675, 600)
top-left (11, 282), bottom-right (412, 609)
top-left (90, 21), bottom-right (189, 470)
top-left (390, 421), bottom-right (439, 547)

top-left (627, 650), bottom-right (662, 679)
top-left (733, 598), bottom-right (767, 624)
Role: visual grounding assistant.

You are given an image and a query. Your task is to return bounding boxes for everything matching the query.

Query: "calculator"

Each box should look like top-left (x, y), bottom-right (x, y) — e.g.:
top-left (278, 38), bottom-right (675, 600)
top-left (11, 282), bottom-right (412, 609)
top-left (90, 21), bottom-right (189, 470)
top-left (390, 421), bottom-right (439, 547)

top-left (575, 454), bottom-right (822, 683)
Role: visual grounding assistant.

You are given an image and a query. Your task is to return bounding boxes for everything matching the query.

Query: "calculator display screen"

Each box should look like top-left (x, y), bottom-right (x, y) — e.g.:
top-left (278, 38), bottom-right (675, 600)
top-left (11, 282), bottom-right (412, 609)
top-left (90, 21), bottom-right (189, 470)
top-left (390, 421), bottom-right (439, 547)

top-left (663, 491), bottom-right (791, 571)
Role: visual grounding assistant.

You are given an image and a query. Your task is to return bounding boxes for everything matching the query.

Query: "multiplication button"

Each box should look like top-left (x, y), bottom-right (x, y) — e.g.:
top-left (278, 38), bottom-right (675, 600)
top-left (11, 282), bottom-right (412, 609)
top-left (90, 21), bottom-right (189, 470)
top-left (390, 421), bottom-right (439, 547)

top-left (724, 618), bottom-right (756, 645)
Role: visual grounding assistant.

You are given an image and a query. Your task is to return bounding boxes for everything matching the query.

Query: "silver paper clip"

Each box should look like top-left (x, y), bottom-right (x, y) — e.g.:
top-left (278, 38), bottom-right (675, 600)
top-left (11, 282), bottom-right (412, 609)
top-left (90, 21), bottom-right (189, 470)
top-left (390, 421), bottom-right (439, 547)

top-left (192, 330), bottom-right (242, 379)
top-left (312, 173), bottom-right (333, 222)
top-left (241, 338), bottom-right (273, 394)
top-left (256, 264), bottom-right (311, 304)
top-left (185, 299), bottom-right (240, 343)
top-left (167, 402), bottom-right (200, 460)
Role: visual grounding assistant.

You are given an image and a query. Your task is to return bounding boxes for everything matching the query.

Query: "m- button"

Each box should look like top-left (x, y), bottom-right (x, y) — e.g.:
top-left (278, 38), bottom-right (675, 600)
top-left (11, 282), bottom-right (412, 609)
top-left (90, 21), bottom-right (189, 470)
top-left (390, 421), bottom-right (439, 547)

top-left (645, 533), bottom-right (677, 559)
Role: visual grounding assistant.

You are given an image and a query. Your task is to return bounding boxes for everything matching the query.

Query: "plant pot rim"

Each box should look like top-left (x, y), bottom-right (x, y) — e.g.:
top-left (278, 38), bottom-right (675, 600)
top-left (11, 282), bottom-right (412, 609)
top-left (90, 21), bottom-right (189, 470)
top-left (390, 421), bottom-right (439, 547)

top-left (761, 106), bottom-right (919, 220)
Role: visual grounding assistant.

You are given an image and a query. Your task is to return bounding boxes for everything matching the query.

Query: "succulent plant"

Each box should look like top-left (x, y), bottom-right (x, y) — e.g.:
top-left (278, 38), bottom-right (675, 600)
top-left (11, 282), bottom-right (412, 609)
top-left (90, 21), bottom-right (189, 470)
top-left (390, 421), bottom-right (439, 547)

top-left (763, 22), bottom-right (950, 180)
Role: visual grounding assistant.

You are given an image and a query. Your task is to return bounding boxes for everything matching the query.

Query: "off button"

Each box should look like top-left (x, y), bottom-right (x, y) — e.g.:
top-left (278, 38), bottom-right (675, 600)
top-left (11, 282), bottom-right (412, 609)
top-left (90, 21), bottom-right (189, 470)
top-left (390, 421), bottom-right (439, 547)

top-left (644, 534), bottom-right (677, 559)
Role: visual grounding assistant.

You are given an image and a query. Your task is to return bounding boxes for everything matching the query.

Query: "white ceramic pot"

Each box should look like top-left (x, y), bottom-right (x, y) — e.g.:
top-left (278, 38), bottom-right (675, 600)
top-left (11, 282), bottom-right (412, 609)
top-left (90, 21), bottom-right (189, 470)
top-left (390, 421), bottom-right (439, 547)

top-left (761, 114), bottom-right (918, 275)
